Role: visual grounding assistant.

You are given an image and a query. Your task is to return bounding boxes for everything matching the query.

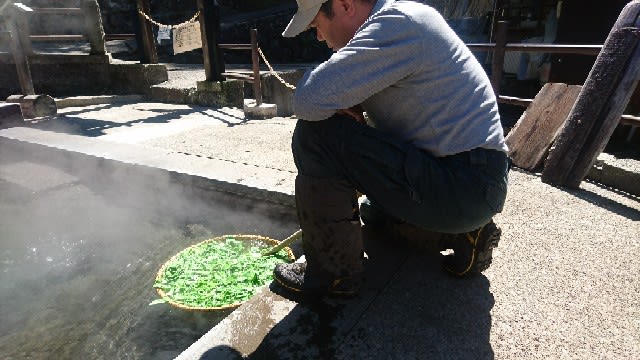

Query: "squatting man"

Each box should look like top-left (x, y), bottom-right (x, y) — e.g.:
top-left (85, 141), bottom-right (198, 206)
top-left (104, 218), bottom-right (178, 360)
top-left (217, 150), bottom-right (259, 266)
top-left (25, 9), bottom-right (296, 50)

top-left (272, 0), bottom-right (510, 297)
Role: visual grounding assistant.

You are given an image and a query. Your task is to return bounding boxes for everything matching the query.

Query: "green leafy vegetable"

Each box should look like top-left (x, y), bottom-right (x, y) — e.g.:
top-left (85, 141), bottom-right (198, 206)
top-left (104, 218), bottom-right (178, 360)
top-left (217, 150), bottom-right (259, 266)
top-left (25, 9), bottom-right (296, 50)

top-left (151, 236), bottom-right (292, 308)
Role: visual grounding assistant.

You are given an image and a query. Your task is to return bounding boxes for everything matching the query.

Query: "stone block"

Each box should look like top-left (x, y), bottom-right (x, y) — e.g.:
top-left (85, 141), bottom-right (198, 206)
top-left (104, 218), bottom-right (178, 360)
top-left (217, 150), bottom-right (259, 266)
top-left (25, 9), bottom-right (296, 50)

top-left (0, 103), bottom-right (24, 128)
top-left (243, 99), bottom-right (277, 119)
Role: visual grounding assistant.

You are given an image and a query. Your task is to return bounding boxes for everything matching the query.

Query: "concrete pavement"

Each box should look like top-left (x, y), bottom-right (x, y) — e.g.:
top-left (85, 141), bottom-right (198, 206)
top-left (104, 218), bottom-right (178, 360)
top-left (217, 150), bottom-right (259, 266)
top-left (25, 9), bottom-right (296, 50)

top-left (0, 98), bottom-right (638, 359)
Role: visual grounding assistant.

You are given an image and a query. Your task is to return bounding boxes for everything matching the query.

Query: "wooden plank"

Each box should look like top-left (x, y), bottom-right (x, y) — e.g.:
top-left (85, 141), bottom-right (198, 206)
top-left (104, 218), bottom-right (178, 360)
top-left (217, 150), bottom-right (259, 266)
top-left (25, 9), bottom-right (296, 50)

top-left (33, 8), bottom-right (83, 15)
top-left (30, 35), bottom-right (87, 42)
top-left (542, 0), bottom-right (640, 188)
top-left (505, 83), bottom-right (582, 171)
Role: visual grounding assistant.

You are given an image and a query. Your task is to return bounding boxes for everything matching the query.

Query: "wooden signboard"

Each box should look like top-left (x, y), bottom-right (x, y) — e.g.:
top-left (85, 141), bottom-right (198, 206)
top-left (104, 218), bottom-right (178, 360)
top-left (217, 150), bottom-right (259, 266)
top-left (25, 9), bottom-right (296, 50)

top-left (505, 83), bottom-right (582, 171)
top-left (173, 22), bottom-right (201, 54)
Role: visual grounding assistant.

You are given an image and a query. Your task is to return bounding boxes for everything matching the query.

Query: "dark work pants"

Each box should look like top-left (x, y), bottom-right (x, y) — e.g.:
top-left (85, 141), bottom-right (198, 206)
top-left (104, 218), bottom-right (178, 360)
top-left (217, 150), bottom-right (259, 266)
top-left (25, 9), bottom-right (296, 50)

top-left (292, 114), bottom-right (510, 234)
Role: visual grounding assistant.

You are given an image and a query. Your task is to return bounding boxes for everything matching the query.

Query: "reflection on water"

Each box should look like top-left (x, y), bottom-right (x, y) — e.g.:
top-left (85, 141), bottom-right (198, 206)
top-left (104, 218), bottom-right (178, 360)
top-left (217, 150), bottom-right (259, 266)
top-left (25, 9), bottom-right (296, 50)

top-left (0, 159), bottom-right (296, 359)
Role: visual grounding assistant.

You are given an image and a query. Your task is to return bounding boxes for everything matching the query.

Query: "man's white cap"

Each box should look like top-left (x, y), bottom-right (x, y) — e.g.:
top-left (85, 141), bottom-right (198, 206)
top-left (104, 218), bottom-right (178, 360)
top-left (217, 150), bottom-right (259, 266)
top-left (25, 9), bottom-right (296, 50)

top-left (282, 0), bottom-right (328, 38)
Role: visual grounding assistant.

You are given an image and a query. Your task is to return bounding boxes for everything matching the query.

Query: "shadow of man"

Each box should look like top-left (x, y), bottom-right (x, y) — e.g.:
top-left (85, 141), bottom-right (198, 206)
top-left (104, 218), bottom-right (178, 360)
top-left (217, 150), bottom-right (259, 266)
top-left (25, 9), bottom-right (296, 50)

top-left (240, 224), bottom-right (495, 359)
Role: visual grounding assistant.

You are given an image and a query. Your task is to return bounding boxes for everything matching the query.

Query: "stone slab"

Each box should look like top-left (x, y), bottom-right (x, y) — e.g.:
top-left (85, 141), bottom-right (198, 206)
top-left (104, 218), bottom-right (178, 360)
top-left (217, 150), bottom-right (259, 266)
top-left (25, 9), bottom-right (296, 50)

top-left (0, 103), bottom-right (23, 127)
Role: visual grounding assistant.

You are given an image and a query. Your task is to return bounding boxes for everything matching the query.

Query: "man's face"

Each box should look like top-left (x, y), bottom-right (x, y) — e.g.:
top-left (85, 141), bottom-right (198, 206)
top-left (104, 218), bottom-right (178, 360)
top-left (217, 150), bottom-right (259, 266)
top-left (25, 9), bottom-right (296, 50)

top-left (308, 1), bottom-right (357, 51)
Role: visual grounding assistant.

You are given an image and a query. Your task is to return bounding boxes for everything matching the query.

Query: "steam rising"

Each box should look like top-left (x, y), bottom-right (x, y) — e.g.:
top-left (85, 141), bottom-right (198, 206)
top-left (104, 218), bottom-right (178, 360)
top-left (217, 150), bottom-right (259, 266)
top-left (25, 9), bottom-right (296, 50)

top-left (0, 133), bottom-right (297, 358)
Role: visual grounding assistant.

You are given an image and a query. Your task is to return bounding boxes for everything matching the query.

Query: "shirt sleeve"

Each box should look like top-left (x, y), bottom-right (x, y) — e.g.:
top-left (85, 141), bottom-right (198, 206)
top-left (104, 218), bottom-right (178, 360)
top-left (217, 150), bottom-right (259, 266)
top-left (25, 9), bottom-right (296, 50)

top-left (293, 11), bottom-right (424, 121)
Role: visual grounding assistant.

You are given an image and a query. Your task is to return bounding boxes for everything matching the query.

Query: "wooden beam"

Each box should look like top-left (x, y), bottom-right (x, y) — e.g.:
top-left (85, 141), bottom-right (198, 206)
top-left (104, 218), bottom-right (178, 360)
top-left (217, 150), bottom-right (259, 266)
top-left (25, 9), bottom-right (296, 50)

top-left (542, 0), bottom-right (640, 188)
top-left (490, 21), bottom-right (508, 96)
top-left (30, 35), bottom-right (87, 42)
top-left (197, 0), bottom-right (225, 81)
top-left (218, 44), bottom-right (252, 50)
top-left (620, 114), bottom-right (640, 127)
top-left (467, 43), bottom-right (602, 55)
top-left (33, 8), bottom-right (83, 15)
top-left (135, 0), bottom-right (157, 64)
top-left (6, 6), bottom-right (35, 95)
top-left (10, 3), bottom-right (33, 55)
top-left (250, 29), bottom-right (262, 105)
top-left (105, 34), bottom-right (136, 41)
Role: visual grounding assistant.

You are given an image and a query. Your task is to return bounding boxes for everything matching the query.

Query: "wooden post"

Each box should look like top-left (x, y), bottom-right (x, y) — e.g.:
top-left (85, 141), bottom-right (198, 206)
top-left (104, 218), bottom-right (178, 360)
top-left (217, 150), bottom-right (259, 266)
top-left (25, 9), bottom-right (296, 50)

top-left (542, 1), bottom-right (640, 188)
top-left (81, 0), bottom-right (107, 55)
top-left (7, 3), bottom-right (35, 95)
top-left (10, 3), bottom-right (33, 55)
top-left (490, 21), bottom-right (508, 96)
top-left (250, 28), bottom-right (262, 105)
top-left (197, 0), bottom-right (225, 82)
top-left (485, 0), bottom-right (505, 65)
top-left (135, 0), bottom-right (158, 64)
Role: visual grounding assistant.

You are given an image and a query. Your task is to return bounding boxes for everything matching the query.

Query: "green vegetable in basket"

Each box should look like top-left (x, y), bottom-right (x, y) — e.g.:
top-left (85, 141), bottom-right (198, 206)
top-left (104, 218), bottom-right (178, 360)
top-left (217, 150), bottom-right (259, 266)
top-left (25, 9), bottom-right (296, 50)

top-left (151, 236), bottom-right (292, 308)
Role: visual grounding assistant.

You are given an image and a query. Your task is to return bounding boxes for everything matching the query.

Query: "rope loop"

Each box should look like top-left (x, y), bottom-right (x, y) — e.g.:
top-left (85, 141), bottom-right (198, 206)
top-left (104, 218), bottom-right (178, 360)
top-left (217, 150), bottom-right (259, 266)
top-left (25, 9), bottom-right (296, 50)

top-left (258, 47), bottom-right (297, 90)
top-left (137, 8), bottom-right (200, 30)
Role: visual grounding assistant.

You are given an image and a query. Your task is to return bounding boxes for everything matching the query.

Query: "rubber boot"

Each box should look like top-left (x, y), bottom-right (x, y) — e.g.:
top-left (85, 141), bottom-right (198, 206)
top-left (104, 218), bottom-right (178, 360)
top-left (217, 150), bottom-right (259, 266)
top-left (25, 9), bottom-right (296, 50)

top-left (295, 174), bottom-right (364, 284)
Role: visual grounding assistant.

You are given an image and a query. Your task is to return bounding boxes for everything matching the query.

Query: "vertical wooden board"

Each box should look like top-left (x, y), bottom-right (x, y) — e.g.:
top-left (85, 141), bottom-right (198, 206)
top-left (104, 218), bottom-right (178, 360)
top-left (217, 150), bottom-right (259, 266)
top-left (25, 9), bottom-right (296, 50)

top-left (505, 83), bottom-right (582, 170)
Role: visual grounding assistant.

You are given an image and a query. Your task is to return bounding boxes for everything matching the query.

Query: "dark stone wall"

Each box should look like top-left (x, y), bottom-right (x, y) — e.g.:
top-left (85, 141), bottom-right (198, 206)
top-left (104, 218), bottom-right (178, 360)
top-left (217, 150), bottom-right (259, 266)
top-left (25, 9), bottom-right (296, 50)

top-left (0, 55), bottom-right (168, 98)
top-left (218, 9), bottom-right (333, 64)
top-left (94, 0), bottom-right (331, 64)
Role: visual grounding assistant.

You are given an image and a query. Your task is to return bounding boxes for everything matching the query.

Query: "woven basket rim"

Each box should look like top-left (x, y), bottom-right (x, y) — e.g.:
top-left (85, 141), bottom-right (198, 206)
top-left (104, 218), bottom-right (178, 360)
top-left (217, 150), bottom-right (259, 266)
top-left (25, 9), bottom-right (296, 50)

top-left (154, 234), bottom-right (295, 311)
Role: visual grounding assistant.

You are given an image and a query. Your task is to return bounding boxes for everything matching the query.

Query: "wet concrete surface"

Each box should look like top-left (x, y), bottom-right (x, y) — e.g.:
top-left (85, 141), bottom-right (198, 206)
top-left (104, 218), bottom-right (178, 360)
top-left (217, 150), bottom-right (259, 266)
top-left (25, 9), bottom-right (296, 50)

top-left (0, 99), bottom-right (638, 359)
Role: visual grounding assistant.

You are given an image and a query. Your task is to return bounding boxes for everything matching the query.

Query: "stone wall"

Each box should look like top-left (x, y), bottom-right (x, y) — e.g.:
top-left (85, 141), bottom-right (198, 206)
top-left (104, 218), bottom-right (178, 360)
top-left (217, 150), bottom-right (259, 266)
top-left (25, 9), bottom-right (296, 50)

top-left (93, 0), bottom-right (331, 64)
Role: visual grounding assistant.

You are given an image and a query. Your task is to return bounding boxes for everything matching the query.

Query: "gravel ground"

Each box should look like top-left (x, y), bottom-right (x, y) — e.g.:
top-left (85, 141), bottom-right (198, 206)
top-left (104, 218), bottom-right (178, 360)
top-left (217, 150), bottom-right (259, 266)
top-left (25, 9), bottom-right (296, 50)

top-left (489, 169), bottom-right (639, 359)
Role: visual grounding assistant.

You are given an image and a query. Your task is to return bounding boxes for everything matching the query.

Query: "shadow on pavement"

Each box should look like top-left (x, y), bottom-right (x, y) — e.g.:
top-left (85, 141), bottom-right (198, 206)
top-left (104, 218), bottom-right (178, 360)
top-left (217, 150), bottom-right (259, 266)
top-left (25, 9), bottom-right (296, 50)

top-left (204, 225), bottom-right (496, 359)
top-left (568, 183), bottom-right (640, 221)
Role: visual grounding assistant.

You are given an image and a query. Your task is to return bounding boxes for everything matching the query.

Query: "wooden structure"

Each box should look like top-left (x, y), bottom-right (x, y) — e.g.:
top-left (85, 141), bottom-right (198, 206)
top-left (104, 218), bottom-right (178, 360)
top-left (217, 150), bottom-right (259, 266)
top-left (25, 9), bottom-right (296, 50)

top-left (541, 1), bottom-right (640, 188)
top-left (466, 1), bottom-right (640, 189)
top-left (197, 0), bottom-right (263, 105)
top-left (505, 83), bottom-right (582, 171)
top-left (3, 3), bottom-right (35, 96)
top-left (1, 0), bottom-right (107, 118)
top-left (135, 0), bottom-right (157, 64)
top-left (136, 0), bottom-right (263, 105)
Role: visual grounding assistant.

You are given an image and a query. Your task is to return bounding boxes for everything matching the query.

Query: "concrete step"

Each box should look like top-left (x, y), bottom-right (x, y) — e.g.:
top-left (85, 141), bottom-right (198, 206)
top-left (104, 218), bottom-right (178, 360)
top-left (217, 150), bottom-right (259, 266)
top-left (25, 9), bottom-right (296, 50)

top-left (0, 126), bottom-right (295, 207)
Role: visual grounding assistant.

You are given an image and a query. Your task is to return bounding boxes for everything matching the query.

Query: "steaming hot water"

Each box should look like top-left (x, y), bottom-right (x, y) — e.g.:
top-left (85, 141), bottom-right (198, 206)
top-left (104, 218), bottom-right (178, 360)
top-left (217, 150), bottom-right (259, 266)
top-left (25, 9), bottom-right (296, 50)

top-left (0, 156), bottom-right (297, 359)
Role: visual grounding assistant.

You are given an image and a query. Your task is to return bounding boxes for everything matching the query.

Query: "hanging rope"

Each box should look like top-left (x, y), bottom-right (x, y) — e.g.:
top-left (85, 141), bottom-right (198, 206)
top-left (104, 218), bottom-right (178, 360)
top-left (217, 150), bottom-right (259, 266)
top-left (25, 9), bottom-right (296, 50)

top-left (257, 47), bottom-right (297, 90)
top-left (137, 8), bottom-right (200, 29)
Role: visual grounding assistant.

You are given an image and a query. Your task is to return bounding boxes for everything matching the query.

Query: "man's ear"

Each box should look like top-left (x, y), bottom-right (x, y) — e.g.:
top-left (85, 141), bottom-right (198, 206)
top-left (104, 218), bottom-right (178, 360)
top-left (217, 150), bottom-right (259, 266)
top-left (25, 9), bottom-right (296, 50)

top-left (336, 0), bottom-right (357, 16)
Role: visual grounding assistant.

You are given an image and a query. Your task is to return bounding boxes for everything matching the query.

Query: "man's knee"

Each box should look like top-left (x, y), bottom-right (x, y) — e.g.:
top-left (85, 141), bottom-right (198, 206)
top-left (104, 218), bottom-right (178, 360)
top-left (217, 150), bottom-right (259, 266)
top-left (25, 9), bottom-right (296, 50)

top-left (292, 115), bottom-right (357, 177)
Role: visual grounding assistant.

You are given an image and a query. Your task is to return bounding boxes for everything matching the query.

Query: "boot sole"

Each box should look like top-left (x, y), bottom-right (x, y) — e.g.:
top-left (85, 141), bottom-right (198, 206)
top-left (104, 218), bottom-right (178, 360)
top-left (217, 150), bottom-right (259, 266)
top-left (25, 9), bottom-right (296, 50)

top-left (472, 223), bottom-right (501, 273)
top-left (272, 271), bottom-right (360, 298)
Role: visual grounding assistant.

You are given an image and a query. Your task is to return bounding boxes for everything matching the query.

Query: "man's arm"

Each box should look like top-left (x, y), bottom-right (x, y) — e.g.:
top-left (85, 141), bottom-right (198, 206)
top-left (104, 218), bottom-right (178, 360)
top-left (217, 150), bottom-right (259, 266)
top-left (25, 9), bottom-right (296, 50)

top-left (293, 10), bottom-right (423, 121)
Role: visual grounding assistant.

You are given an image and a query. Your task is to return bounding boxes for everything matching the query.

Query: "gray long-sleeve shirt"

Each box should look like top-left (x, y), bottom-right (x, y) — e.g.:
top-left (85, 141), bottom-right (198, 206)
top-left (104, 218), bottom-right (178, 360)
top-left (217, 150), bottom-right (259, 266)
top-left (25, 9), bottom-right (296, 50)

top-left (293, 0), bottom-right (508, 157)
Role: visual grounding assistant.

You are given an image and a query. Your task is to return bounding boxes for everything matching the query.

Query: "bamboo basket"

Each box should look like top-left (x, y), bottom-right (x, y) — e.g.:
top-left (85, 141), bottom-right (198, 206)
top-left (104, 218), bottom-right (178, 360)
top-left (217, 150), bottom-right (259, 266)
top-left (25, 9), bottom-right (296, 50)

top-left (154, 234), bottom-right (295, 311)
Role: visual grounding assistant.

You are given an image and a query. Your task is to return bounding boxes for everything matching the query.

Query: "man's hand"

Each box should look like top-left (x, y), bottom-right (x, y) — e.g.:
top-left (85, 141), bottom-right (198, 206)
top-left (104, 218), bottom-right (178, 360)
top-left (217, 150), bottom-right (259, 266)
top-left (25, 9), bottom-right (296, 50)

top-left (337, 105), bottom-right (366, 123)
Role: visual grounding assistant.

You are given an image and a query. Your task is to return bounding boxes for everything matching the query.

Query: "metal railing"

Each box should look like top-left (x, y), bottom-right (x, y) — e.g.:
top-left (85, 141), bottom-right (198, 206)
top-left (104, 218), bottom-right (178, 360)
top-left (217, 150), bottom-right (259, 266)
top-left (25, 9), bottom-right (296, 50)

top-left (2, 9), bottom-right (637, 125)
top-left (469, 21), bottom-right (639, 128)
